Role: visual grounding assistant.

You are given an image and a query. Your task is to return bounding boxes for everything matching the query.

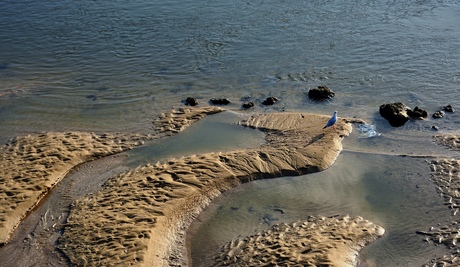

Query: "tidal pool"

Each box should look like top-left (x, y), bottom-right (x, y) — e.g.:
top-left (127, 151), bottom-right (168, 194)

top-left (125, 111), bottom-right (266, 167)
top-left (188, 151), bottom-right (452, 266)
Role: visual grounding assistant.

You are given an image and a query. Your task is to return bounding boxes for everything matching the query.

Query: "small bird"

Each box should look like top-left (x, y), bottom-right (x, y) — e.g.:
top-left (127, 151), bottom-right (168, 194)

top-left (323, 111), bottom-right (338, 129)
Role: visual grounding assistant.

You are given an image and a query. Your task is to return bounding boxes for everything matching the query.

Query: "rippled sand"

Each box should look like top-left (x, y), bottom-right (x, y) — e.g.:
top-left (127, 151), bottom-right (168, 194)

top-left (212, 215), bottom-right (384, 267)
top-left (417, 135), bottom-right (460, 266)
top-left (0, 131), bottom-right (146, 244)
top-left (9, 107), bottom-right (450, 266)
top-left (56, 108), bottom-right (373, 266)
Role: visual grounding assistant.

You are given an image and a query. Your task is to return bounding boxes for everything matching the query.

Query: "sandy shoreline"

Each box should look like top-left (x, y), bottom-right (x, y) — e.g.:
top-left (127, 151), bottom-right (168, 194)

top-left (57, 108), bottom-right (366, 266)
top-left (416, 135), bottom-right (460, 266)
top-left (7, 106), bottom-right (458, 266)
top-left (0, 131), bottom-right (146, 245)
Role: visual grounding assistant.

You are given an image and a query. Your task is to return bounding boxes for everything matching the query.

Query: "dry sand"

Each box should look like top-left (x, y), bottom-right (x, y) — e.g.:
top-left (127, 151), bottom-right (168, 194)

top-left (0, 131), bottom-right (146, 245)
top-left (55, 108), bottom-right (384, 266)
top-left (416, 135), bottom-right (460, 266)
top-left (211, 215), bottom-right (385, 267)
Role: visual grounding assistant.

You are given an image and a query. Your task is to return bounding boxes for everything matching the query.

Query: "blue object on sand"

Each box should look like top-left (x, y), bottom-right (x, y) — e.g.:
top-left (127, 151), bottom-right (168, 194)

top-left (323, 111), bottom-right (337, 129)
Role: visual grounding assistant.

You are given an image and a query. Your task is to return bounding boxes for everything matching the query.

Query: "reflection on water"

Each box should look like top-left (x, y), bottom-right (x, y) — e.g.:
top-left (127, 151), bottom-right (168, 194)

top-left (125, 111), bottom-right (266, 167)
top-left (188, 151), bottom-right (452, 267)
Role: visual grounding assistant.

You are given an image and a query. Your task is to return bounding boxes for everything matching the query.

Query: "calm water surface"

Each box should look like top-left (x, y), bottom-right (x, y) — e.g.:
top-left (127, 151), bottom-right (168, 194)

top-left (1, 0), bottom-right (459, 140)
top-left (189, 151), bottom-right (453, 267)
top-left (1, 0), bottom-right (459, 266)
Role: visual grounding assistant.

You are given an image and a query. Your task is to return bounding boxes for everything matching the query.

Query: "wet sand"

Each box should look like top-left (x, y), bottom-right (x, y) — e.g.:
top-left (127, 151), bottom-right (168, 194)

top-left (57, 109), bottom-right (365, 267)
top-left (212, 215), bottom-right (384, 267)
top-left (0, 131), bottom-right (146, 245)
top-left (416, 135), bottom-right (460, 266)
top-left (3, 106), bottom-right (457, 266)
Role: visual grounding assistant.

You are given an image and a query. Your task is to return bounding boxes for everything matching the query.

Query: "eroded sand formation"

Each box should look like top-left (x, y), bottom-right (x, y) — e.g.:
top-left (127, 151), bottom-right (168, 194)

top-left (0, 131), bottom-right (146, 245)
top-left (0, 106), bottom-right (385, 266)
top-left (417, 135), bottom-right (460, 266)
top-left (211, 215), bottom-right (384, 267)
top-left (56, 107), bottom-right (383, 266)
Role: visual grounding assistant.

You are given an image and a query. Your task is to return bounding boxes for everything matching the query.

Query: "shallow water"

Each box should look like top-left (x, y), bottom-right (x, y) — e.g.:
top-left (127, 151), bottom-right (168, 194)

top-left (1, 0), bottom-right (460, 265)
top-left (188, 151), bottom-right (453, 266)
top-left (1, 0), bottom-right (459, 139)
top-left (0, 111), bottom-right (265, 266)
top-left (125, 111), bottom-right (266, 167)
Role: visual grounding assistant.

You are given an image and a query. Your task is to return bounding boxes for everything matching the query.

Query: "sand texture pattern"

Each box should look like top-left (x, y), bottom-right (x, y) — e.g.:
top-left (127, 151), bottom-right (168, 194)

top-left (212, 215), bottom-right (384, 267)
top-left (58, 109), bottom-right (361, 266)
top-left (0, 132), bottom-right (145, 245)
top-left (153, 106), bottom-right (224, 136)
top-left (417, 135), bottom-right (460, 266)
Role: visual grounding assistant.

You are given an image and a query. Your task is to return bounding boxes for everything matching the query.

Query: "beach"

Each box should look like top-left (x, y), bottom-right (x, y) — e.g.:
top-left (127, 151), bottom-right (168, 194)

top-left (1, 106), bottom-right (458, 266)
top-left (1, 1), bottom-right (460, 266)
top-left (1, 107), bottom-right (387, 266)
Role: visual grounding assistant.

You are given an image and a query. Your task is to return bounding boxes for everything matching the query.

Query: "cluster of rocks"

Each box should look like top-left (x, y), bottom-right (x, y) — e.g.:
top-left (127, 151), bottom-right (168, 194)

top-left (183, 85), bottom-right (335, 109)
top-left (379, 102), bottom-right (455, 127)
top-left (183, 96), bottom-right (281, 109)
top-left (433, 104), bottom-right (454, 119)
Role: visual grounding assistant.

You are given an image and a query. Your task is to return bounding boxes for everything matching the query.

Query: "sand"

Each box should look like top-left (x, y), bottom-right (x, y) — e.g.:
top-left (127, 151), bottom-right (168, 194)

top-left (55, 108), bottom-right (384, 266)
top-left (0, 131), bottom-right (147, 245)
top-left (416, 135), bottom-right (460, 266)
top-left (211, 215), bottom-right (385, 267)
top-left (0, 106), bottom-right (386, 266)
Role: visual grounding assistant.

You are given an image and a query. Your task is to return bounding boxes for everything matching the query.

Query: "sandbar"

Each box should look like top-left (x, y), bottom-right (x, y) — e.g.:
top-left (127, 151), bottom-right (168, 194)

top-left (0, 131), bottom-right (146, 245)
top-left (0, 106), bottom-right (386, 266)
top-left (56, 107), bottom-right (382, 266)
top-left (211, 215), bottom-right (384, 267)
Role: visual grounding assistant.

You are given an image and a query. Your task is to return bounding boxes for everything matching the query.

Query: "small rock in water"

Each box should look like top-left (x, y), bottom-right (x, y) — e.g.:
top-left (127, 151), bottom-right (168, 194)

top-left (242, 101), bottom-right (255, 109)
top-left (443, 104), bottom-right (454, 113)
top-left (210, 98), bottom-right (230, 105)
top-left (262, 96), bottom-right (279, 105)
top-left (432, 110), bottom-right (445, 119)
top-left (184, 97), bottom-right (198, 106)
top-left (407, 106), bottom-right (428, 119)
top-left (308, 85), bottom-right (335, 101)
top-left (379, 102), bottom-right (410, 127)
top-left (432, 125), bottom-right (439, 131)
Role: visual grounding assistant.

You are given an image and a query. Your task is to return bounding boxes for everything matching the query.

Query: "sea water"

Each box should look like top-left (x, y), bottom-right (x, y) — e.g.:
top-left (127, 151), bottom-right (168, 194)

top-left (1, 0), bottom-right (459, 140)
top-left (1, 0), bottom-right (460, 266)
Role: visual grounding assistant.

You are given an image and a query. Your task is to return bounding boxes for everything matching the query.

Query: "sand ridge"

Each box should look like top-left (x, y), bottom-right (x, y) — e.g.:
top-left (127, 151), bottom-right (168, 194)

top-left (211, 215), bottom-right (385, 267)
top-left (57, 108), bottom-right (384, 266)
top-left (0, 131), bottom-right (147, 245)
top-left (0, 106), bottom-right (224, 247)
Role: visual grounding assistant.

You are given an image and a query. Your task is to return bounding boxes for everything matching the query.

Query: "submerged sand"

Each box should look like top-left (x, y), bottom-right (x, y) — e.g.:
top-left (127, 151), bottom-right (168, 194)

top-left (212, 215), bottom-right (384, 267)
top-left (1, 106), bottom-right (384, 266)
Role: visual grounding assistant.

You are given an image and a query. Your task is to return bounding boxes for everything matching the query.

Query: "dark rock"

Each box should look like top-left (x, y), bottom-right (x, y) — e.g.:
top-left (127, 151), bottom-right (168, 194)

top-left (86, 95), bottom-right (97, 101)
top-left (443, 104), bottom-right (454, 113)
top-left (242, 101), bottom-right (255, 109)
top-left (184, 97), bottom-right (198, 106)
top-left (262, 97), bottom-right (279, 105)
top-left (210, 98), bottom-right (230, 105)
top-left (407, 106), bottom-right (428, 119)
top-left (432, 110), bottom-right (445, 119)
top-left (308, 85), bottom-right (335, 101)
top-left (379, 102), bottom-right (411, 127)
top-left (432, 125), bottom-right (439, 131)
